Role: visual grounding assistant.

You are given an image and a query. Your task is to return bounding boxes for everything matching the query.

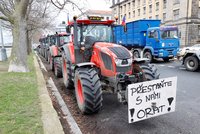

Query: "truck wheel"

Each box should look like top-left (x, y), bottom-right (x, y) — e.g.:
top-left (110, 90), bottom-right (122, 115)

top-left (163, 58), bottom-right (170, 62)
top-left (62, 57), bottom-right (74, 89)
top-left (140, 63), bottom-right (159, 81)
top-left (143, 51), bottom-right (153, 62)
top-left (74, 68), bottom-right (103, 114)
top-left (133, 51), bottom-right (140, 59)
top-left (49, 55), bottom-right (54, 71)
top-left (54, 57), bottom-right (62, 78)
top-left (184, 56), bottom-right (199, 71)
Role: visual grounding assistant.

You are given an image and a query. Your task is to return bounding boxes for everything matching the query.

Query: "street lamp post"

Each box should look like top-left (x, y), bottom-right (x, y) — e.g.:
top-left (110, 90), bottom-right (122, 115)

top-left (0, 20), bottom-right (7, 61)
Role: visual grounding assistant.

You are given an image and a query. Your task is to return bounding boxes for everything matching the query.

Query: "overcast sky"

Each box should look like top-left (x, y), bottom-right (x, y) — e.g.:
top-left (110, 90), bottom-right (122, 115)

top-left (56, 0), bottom-right (111, 24)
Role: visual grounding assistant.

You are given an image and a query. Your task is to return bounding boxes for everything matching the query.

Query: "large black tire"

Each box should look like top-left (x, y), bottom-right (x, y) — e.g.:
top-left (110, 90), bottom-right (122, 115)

top-left (184, 56), bottom-right (199, 71)
top-left (54, 57), bottom-right (62, 78)
top-left (163, 58), bottom-right (170, 62)
top-left (74, 68), bottom-right (103, 114)
top-left (143, 51), bottom-right (153, 63)
top-left (140, 63), bottom-right (160, 81)
top-left (62, 57), bottom-right (74, 89)
top-left (49, 55), bottom-right (54, 71)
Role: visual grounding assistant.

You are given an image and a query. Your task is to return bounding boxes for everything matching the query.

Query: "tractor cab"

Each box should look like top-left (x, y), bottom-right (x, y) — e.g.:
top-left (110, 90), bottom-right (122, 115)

top-left (66, 17), bottom-right (115, 63)
top-left (52, 32), bottom-right (70, 47)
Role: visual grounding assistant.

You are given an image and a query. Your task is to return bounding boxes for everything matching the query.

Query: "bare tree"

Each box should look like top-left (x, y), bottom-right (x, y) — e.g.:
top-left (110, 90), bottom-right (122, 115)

top-left (0, 0), bottom-right (57, 72)
top-left (0, 0), bottom-right (85, 72)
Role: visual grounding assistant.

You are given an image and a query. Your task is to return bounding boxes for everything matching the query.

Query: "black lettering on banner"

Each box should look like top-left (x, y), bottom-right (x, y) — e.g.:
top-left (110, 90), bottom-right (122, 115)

top-left (136, 96), bottom-right (142, 105)
top-left (136, 105), bottom-right (166, 120)
top-left (130, 79), bottom-right (173, 95)
top-left (145, 92), bottom-right (160, 102)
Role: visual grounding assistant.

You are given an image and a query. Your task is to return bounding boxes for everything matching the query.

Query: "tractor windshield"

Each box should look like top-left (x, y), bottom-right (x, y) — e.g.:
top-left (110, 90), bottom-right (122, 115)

top-left (78, 25), bottom-right (114, 43)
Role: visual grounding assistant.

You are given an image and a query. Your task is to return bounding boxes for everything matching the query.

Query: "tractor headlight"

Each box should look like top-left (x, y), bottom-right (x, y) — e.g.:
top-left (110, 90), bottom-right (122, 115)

top-left (114, 58), bottom-right (132, 67)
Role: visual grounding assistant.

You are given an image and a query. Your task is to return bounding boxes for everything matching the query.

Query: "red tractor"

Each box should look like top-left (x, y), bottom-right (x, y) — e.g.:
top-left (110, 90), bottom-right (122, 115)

top-left (48, 32), bottom-right (70, 77)
top-left (61, 17), bottom-right (159, 114)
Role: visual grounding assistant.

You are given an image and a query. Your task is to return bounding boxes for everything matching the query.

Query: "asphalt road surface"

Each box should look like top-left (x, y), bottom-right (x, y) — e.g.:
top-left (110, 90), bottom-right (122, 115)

top-left (43, 57), bottom-right (200, 134)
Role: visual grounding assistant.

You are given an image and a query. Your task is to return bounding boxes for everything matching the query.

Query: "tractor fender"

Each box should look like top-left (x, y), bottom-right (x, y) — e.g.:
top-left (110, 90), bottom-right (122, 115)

top-left (143, 46), bottom-right (154, 55)
top-left (49, 45), bottom-right (59, 57)
top-left (76, 62), bottom-right (96, 68)
top-left (62, 43), bottom-right (75, 64)
top-left (133, 58), bottom-right (149, 63)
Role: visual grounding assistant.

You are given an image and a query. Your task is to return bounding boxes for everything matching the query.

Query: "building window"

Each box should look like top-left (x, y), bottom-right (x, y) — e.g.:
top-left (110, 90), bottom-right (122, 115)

top-left (138, 0), bottom-right (140, 7)
top-left (156, 15), bottom-right (159, 19)
top-left (156, 2), bottom-right (159, 11)
top-left (106, 17), bottom-right (110, 20)
top-left (143, 0), bottom-right (146, 5)
top-left (198, 25), bottom-right (200, 35)
top-left (128, 12), bottom-right (131, 19)
top-left (173, 9), bottom-right (179, 20)
top-left (133, 10), bottom-right (135, 17)
top-left (120, 6), bottom-right (122, 13)
top-left (124, 4), bottom-right (126, 13)
top-left (128, 3), bottom-right (131, 11)
top-left (149, 5), bottom-right (152, 13)
top-left (174, 0), bottom-right (180, 4)
top-left (132, 0), bottom-right (135, 9)
top-left (143, 7), bottom-right (146, 15)
top-left (149, 0), bottom-right (152, 4)
top-left (138, 9), bottom-right (140, 16)
top-left (163, 0), bottom-right (167, 9)
top-left (163, 13), bottom-right (166, 21)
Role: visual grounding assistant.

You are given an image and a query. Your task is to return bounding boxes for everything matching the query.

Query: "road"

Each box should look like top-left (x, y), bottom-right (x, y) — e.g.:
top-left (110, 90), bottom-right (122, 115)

top-left (42, 58), bottom-right (200, 134)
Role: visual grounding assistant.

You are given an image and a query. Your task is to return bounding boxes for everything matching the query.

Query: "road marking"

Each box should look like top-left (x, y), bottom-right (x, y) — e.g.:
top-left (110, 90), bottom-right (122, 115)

top-left (179, 67), bottom-right (186, 70)
top-left (158, 65), bottom-right (165, 67)
top-left (168, 66), bottom-right (176, 68)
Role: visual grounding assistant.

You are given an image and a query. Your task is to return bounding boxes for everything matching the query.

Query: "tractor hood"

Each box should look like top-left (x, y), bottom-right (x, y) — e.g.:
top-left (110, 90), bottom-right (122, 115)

top-left (94, 42), bottom-right (132, 59)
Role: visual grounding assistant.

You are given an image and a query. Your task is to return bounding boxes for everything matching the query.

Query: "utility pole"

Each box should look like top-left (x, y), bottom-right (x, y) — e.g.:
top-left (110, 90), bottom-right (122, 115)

top-left (0, 20), bottom-right (7, 61)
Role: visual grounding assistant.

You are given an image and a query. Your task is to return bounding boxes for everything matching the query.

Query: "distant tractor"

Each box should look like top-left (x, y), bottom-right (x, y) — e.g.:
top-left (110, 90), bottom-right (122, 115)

top-left (182, 50), bottom-right (200, 71)
top-left (48, 32), bottom-right (70, 77)
top-left (61, 16), bottom-right (159, 114)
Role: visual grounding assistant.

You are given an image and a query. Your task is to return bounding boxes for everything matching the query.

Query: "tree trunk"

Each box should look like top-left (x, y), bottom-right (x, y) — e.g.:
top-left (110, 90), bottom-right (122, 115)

top-left (8, 0), bottom-right (30, 72)
top-left (27, 30), bottom-right (32, 55)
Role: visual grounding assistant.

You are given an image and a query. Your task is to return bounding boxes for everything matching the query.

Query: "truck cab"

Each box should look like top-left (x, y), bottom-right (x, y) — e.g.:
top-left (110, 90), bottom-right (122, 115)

top-left (145, 26), bottom-right (179, 61)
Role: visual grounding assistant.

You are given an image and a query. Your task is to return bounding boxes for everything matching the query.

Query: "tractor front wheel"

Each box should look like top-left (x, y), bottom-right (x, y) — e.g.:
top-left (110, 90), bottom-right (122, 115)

top-left (74, 67), bottom-right (103, 114)
top-left (49, 55), bottom-right (54, 71)
top-left (54, 57), bottom-right (62, 78)
top-left (140, 63), bottom-right (160, 81)
top-left (62, 57), bottom-right (74, 89)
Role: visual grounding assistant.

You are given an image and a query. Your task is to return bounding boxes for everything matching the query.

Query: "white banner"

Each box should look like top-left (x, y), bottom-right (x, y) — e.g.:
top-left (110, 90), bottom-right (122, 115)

top-left (128, 77), bottom-right (177, 123)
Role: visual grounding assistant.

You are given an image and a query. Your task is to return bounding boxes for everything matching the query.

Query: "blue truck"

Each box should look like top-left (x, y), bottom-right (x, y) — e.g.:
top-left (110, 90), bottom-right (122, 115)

top-left (114, 20), bottom-right (180, 62)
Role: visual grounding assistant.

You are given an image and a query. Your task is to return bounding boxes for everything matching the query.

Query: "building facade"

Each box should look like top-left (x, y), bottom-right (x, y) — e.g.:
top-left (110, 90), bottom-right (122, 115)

top-left (78, 10), bottom-right (113, 21)
top-left (111, 0), bottom-right (200, 46)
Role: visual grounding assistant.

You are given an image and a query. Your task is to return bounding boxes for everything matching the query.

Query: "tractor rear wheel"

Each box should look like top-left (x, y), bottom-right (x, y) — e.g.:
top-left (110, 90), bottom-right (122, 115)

top-left (140, 63), bottom-right (159, 81)
top-left (54, 57), bottom-right (62, 78)
top-left (74, 67), bottom-right (103, 114)
top-left (62, 57), bottom-right (74, 89)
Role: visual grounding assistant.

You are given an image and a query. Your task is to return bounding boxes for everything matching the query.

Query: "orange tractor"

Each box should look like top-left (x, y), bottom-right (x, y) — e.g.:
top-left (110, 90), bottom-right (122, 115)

top-left (48, 32), bottom-right (70, 77)
top-left (61, 17), bottom-right (159, 114)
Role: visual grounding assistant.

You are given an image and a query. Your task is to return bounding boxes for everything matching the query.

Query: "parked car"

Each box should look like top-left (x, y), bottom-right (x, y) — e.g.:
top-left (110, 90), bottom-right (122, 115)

top-left (178, 44), bottom-right (200, 57)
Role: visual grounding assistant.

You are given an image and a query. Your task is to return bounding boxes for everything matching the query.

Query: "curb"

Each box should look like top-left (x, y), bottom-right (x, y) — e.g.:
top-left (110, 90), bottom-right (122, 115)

top-left (34, 55), bottom-right (64, 134)
top-left (35, 53), bottom-right (82, 134)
